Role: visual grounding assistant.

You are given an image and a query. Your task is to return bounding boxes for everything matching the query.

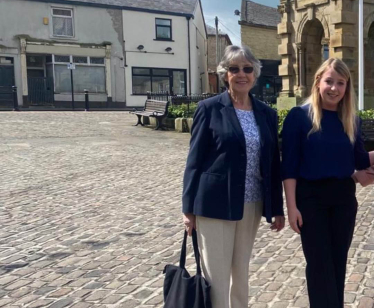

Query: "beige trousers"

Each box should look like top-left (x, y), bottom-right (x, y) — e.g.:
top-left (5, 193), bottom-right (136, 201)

top-left (196, 202), bottom-right (263, 308)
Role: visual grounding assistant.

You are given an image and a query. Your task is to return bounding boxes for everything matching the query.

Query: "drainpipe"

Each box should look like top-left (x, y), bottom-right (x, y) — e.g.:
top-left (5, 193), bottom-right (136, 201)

top-left (359, 0), bottom-right (364, 110)
top-left (187, 17), bottom-right (192, 95)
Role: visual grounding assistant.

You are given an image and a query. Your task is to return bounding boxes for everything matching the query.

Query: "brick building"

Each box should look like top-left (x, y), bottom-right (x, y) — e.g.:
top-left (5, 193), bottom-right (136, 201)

top-left (239, 0), bottom-right (281, 104)
top-left (206, 24), bottom-right (232, 93)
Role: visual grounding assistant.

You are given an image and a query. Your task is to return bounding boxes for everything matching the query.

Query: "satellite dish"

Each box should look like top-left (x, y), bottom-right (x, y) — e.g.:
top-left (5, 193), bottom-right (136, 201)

top-left (234, 9), bottom-right (240, 16)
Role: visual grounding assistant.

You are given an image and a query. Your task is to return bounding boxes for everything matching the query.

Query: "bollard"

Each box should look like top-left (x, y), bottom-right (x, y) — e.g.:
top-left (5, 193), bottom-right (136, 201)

top-left (84, 89), bottom-right (89, 111)
top-left (12, 86), bottom-right (20, 111)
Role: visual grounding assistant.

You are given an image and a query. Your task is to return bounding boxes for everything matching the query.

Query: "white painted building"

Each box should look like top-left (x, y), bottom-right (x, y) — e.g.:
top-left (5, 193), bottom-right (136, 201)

top-left (122, 0), bottom-right (209, 107)
top-left (0, 0), bottom-right (208, 108)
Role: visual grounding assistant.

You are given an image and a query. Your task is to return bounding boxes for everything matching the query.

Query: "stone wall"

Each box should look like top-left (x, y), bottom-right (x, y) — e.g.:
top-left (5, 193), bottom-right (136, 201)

top-left (241, 25), bottom-right (280, 60)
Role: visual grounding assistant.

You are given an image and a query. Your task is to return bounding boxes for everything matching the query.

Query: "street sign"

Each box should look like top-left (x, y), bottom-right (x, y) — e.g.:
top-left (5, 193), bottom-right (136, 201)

top-left (67, 63), bottom-right (76, 70)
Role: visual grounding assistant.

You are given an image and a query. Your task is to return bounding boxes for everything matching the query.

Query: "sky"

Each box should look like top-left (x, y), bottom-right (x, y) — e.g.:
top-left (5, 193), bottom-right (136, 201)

top-left (201, 0), bottom-right (279, 46)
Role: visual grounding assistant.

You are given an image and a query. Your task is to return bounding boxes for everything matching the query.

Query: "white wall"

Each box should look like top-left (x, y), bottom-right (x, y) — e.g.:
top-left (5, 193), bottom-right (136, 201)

top-left (190, 1), bottom-right (209, 94)
top-left (123, 7), bottom-right (208, 106)
top-left (0, 0), bottom-right (125, 104)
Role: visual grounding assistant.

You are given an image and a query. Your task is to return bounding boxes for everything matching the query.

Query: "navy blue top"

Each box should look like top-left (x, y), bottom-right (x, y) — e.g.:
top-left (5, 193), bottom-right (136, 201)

top-left (282, 105), bottom-right (370, 181)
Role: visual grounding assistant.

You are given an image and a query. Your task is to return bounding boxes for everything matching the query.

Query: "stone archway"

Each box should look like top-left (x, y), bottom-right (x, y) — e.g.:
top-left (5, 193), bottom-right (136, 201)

top-left (299, 18), bottom-right (325, 97)
top-left (365, 22), bottom-right (374, 96)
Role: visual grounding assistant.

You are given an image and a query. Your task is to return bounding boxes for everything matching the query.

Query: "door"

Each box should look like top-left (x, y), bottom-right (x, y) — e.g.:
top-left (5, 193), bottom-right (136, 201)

top-left (0, 60), bottom-right (15, 106)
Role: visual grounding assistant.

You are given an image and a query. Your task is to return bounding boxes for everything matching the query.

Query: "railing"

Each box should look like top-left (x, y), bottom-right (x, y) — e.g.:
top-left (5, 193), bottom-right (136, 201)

top-left (147, 92), bottom-right (218, 116)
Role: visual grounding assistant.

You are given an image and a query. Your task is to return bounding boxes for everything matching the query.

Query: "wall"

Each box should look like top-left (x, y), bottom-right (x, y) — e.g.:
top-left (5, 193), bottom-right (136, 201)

top-left (0, 0), bottom-right (125, 105)
top-left (241, 25), bottom-right (280, 60)
top-left (123, 2), bottom-right (208, 107)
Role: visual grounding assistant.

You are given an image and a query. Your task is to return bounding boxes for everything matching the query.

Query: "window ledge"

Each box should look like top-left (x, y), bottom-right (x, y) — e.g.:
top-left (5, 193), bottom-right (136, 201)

top-left (50, 35), bottom-right (78, 41)
top-left (154, 39), bottom-right (174, 42)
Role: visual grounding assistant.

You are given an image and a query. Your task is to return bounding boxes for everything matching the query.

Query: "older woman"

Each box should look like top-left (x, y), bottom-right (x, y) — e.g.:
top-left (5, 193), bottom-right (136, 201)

top-left (182, 45), bottom-right (284, 308)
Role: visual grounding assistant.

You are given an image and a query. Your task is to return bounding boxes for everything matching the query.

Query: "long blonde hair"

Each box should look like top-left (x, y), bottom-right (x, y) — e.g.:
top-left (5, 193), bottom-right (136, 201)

top-left (307, 58), bottom-right (357, 143)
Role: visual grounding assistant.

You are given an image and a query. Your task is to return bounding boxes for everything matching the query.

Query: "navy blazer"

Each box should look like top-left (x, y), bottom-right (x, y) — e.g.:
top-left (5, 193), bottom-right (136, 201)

top-left (182, 91), bottom-right (283, 223)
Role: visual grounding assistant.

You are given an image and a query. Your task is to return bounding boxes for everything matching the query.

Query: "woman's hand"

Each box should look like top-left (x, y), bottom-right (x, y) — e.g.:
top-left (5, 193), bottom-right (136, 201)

top-left (353, 169), bottom-right (374, 187)
top-left (288, 207), bottom-right (303, 234)
top-left (183, 213), bottom-right (196, 236)
top-left (271, 216), bottom-right (285, 232)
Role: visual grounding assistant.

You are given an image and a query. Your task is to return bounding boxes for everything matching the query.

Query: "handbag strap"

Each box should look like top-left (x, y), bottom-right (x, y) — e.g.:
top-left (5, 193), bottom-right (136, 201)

top-left (179, 229), bottom-right (202, 275)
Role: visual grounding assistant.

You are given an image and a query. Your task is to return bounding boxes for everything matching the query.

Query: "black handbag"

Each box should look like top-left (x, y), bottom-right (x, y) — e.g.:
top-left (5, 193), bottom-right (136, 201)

top-left (163, 229), bottom-right (212, 308)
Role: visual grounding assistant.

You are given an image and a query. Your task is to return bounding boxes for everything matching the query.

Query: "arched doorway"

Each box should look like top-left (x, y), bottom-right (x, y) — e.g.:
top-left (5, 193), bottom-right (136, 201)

top-left (365, 22), bottom-right (374, 96)
top-left (299, 19), bottom-right (326, 97)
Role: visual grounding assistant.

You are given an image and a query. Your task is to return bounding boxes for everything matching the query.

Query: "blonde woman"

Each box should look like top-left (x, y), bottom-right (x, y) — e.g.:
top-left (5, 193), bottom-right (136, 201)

top-left (282, 58), bottom-right (374, 307)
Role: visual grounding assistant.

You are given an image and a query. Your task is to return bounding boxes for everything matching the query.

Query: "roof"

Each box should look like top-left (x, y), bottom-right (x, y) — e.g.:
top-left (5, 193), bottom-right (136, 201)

top-left (206, 24), bottom-right (226, 36)
top-left (26, 0), bottom-right (198, 17)
top-left (240, 0), bottom-right (281, 28)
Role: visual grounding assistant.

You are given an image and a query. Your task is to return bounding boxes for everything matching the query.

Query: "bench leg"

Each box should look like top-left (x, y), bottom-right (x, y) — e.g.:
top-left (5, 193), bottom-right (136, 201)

top-left (154, 117), bottom-right (166, 130)
top-left (134, 115), bottom-right (144, 126)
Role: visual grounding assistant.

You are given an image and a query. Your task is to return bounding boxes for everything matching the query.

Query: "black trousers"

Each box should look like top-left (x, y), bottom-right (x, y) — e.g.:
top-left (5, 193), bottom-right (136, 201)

top-left (296, 178), bottom-right (358, 308)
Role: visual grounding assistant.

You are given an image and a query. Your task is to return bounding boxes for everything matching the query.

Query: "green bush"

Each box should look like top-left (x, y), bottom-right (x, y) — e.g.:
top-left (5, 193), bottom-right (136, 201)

top-left (277, 109), bottom-right (290, 135)
top-left (168, 103), bottom-right (198, 118)
top-left (357, 109), bottom-right (374, 120)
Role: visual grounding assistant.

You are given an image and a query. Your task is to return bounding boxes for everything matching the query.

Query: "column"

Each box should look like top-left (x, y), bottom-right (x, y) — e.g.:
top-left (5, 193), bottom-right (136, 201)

top-left (296, 42), bottom-right (306, 98)
top-left (105, 45), bottom-right (112, 104)
top-left (20, 38), bottom-right (29, 107)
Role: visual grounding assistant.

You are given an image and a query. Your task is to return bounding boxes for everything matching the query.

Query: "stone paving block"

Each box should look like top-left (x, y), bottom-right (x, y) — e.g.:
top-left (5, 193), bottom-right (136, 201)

top-left (101, 294), bottom-right (123, 304)
top-left (358, 296), bottom-right (374, 308)
top-left (85, 290), bottom-right (110, 301)
top-left (48, 298), bottom-right (74, 308)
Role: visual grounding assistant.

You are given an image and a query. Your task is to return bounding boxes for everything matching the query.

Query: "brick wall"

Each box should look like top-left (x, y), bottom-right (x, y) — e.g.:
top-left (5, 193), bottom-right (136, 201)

top-left (207, 35), bottom-right (231, 72)
top-left (241, 25), bottom-right (280, 60)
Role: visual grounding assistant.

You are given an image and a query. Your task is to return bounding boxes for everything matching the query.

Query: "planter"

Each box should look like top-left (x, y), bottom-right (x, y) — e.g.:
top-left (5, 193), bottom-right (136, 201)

top-left (175, 118), bottom-right (193, 133)
top-left (148, 117), bottom-right (175, 129)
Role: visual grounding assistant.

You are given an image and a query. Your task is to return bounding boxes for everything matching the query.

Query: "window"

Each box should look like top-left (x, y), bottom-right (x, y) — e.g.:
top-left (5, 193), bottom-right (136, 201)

top-left (49, 55), bottom-right (106, 93)
top-left (52, 8), bottom-right (74, 37)
top-left (323, 45), bottom-right (329, 61)
top-left (155, 18), bottom-right (172, 40)
top-left (132, 67), bottom-right (186, 95)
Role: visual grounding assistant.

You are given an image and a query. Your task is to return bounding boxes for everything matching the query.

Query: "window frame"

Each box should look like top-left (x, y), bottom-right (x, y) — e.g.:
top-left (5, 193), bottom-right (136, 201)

top-left (131, 67), bottom-right (187, 95)
top-left (51, 7), bottom-right (75, 38)
top-left (48, 55), bottom-right (106, 94)
top-left (155, 18), bottom-right (172, 41)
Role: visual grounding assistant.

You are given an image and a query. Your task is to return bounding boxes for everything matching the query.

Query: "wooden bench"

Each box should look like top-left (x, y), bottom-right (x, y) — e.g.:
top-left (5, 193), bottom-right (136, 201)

top-left (361, 119), bottom-right (374, 151)
top-left (130, 99), bottom-right (169, 130)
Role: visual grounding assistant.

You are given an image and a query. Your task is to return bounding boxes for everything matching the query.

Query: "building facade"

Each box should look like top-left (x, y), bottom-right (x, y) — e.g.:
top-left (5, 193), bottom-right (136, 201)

top-left (0, 0), bottom-right (208, 108)
top-left (239, 0), bottom-right (282, 104)
top-left (0, 0), bottom-right (125, 108)
top-left (277, 0), bottom-right (374, 109)
top-left (123, 0), bottom-right (209, 107)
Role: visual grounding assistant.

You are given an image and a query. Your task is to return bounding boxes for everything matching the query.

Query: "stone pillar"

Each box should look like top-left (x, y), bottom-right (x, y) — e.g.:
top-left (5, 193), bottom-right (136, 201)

top-left (20, 38), bottom-right (29, 107)
top-left (105, 45), bottom-right (112, 105)
top-left (277, 0), bottom-right (300, 110)
top-left (330, 10), bottom-right (357, 69)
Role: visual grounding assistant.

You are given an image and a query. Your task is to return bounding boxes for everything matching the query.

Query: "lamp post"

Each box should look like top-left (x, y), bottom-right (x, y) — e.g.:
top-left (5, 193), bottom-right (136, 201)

top-left (359, 0), bottom-right (364, 110)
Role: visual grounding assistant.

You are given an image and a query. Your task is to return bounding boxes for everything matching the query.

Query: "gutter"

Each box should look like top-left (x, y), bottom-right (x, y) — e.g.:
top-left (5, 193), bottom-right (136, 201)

top-left (26, 0), bottom-right (195, 18)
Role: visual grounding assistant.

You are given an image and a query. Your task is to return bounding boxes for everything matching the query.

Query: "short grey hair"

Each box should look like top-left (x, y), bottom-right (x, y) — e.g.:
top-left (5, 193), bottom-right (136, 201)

top-left (217, 45), bottom-right (262, 88)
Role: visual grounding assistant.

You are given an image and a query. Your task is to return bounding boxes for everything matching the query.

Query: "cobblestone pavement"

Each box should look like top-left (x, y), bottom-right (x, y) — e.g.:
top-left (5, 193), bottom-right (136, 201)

top-left (0, 111), bottom-right (374, 308)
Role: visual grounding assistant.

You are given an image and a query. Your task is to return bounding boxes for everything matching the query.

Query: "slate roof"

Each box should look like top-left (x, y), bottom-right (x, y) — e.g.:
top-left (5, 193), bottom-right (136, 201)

top-left (240, 0), bottom-right (281, 28)
top-left (27, 0), bottom-right (198, 16)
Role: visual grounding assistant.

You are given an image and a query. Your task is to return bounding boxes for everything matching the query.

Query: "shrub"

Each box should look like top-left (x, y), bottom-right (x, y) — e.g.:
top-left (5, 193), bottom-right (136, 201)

top-left (277, 109), bottom-right (290, 135)
top-left (168, 103), bottom-right (198, 118)
top-left (357, 109), bottom-right (374, 120)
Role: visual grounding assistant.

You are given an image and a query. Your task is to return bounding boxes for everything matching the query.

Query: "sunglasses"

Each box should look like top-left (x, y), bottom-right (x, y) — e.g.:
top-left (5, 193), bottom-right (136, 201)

top-left (228, 66), bottom-right (254, 74)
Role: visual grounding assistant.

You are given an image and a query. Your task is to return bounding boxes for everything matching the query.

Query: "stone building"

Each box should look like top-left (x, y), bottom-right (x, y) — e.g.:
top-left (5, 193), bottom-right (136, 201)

top-left (239, 0), bottom-right (282, 104)
top-left (277, 0), bottom-right (374, 109)
top-left (206, 24), bottom-right (232, 93)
